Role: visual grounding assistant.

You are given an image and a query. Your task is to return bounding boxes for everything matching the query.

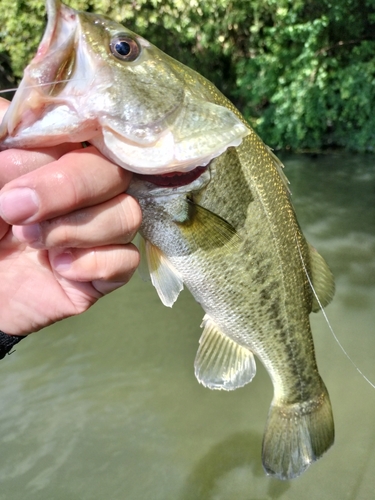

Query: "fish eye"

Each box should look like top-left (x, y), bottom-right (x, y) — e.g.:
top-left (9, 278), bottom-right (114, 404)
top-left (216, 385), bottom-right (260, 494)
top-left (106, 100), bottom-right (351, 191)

top-left (110, 34), bottom-right (141, 62)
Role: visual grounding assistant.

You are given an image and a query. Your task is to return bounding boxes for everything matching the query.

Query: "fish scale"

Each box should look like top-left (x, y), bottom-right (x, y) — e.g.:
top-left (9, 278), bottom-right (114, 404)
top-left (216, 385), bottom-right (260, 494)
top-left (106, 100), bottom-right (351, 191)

top-left (132, 134), bottom-right (334, 479)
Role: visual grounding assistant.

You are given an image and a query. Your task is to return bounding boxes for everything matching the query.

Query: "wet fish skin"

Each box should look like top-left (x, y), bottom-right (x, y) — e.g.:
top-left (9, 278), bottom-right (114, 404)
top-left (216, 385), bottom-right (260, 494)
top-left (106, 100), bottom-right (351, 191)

top-left (0, 0), bottom-right (335, 479)
top-left (131, 131), bottom-right (335, 480)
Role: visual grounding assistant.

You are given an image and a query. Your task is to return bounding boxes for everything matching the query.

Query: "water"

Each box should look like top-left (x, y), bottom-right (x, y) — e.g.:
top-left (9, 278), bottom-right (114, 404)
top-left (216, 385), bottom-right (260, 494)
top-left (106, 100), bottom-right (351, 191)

top-left (0, 153), bottom-right (374, 499)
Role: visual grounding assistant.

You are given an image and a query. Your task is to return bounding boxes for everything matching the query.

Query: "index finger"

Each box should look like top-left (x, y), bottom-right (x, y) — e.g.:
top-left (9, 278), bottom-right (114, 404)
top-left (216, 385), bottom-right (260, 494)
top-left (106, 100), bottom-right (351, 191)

top-left (0, 146), bottom-right (132, 225)
top-left (0, 144), bottom-right (85, 186)
top-left (0, 97), bottom-right (82, 184)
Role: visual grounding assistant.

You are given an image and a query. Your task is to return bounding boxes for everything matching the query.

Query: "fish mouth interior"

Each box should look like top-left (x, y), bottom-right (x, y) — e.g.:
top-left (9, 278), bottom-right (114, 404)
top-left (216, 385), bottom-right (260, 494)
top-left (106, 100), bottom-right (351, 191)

top-left (135, 166), bottom-right (207, 187)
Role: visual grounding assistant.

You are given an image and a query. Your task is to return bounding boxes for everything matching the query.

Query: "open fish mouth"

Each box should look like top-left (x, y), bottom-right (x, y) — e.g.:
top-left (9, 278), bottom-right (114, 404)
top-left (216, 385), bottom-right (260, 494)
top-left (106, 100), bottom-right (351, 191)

top-left (0, 0), bottom-right (250, 171)
top-left (135, 166), bottom-right (207, 187)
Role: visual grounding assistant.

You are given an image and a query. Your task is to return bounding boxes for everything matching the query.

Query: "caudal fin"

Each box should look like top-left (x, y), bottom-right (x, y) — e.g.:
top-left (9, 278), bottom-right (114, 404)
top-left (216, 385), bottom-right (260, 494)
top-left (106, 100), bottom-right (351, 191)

top-left (262, 387), bottom-right (334, 480)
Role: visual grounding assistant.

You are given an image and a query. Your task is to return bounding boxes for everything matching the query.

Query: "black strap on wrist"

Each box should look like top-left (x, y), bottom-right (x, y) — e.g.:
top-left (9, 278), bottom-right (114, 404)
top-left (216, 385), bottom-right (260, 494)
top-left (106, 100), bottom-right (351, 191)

top-left (0, 331), bottom-right (26, 360)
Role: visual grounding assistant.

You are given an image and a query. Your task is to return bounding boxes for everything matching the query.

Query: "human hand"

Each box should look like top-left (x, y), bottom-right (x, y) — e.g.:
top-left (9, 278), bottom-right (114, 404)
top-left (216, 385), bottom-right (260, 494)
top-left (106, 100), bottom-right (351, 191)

top-left (0, 97), bottom-right (141, 336)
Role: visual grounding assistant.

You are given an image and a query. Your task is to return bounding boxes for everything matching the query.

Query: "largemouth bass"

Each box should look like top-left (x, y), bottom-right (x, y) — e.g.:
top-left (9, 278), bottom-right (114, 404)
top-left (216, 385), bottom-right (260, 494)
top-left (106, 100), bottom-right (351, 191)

top-left (0, 0), bottom-right (335, 480)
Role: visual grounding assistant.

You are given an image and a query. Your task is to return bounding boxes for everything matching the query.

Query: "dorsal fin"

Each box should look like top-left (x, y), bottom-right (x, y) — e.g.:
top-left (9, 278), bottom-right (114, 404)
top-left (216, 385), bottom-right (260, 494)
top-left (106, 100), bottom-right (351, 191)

top-left (195, 315), bottom-right (256, 390)
top-left (144, 239), bottom-right (184, 307)
top-left (266, 146), bottom-right (291, 196)
top-left (308, 244), bottom-right (335, 312)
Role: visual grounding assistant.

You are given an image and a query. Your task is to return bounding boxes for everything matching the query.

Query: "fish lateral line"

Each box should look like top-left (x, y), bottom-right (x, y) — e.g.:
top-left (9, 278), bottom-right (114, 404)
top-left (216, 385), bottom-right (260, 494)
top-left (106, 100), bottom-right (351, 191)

top-left (294, 232), bottom-right (375, 390)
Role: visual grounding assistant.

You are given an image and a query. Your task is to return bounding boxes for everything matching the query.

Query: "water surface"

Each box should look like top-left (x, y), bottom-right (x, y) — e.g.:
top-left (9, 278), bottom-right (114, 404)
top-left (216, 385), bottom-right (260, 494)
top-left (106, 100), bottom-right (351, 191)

top-left (0, 153), bottom-right (374, 500)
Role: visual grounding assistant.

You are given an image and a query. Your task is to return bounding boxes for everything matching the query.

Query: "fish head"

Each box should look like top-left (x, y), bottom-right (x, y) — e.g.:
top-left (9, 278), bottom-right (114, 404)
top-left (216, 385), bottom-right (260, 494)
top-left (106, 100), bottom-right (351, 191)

top-left (0, 0), bottom-right (249, 174)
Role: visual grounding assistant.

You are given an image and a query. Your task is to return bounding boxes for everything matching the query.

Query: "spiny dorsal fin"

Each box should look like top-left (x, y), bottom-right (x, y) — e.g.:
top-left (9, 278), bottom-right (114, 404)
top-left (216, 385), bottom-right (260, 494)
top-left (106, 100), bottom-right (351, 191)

top-left (308, 244), bottom-right (335, 312)
top-left (194, 315), bottom-right (256, 391)
top-left (266, 146), bottom-right (291, 196)
top-left (144, 239), bottom-right (184, 307)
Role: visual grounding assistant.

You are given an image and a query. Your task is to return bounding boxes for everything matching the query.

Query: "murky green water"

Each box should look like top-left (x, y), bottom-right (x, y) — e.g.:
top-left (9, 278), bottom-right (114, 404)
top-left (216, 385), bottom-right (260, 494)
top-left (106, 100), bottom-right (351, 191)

top-left (0, 153), bottom-right (374, 500)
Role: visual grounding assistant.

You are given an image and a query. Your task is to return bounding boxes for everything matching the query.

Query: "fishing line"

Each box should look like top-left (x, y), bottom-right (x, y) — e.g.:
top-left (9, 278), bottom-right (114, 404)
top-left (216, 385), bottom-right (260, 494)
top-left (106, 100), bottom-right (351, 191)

top-left (0, 88), bottom-right (19, 94)
top-left (0, 79), bottom-right (87, 95)
top-left (295, 233), bottom-right (375, 389)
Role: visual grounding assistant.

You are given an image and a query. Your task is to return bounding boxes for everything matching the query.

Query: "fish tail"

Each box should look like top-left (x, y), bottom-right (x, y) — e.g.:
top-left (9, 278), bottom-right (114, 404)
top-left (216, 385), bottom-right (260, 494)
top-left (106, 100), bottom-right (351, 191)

top-left (262, 385), bottom-right (334, 480)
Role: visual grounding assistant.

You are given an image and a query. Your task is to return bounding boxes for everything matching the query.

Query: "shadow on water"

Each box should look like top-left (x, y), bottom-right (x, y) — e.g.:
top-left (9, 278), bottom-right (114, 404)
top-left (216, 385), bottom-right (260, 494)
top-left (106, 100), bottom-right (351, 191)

top-left (181, 431), bottom-right (290, 500)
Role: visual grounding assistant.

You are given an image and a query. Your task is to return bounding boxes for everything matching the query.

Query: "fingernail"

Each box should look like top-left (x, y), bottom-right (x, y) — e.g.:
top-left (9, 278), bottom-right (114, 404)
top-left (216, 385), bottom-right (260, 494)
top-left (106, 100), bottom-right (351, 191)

top-left (0, 188), bottom-right (39, 223)
top-left (53, 252), bottom-right (73, 272)
top-left (92, 280), bottom-right (127, 294)
top-left (13, 224), bottom-right (41, 244)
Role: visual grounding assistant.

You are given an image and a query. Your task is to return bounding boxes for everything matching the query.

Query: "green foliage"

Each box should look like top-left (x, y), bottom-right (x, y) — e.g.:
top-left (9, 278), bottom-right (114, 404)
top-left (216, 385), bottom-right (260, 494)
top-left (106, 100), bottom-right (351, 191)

top-left (235, 0), bottom-right (375, 152)
top-left (1, 0), bottom-right (374, 151)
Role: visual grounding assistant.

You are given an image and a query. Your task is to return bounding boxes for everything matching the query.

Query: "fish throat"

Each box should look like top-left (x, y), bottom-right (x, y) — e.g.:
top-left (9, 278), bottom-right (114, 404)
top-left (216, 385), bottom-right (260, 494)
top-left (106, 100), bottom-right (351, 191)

top-left (135, 166), bottom-right (207, 187)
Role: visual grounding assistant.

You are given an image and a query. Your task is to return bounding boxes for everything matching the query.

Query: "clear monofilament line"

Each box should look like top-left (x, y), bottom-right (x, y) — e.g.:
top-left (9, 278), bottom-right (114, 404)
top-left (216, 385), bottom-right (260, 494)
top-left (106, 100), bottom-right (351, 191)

top-left (0, 79), bottom-right (87, 95)
top-left (0, 88), bottom-right (19, 94)
top-left (295, 233), bottom-right (375, 390)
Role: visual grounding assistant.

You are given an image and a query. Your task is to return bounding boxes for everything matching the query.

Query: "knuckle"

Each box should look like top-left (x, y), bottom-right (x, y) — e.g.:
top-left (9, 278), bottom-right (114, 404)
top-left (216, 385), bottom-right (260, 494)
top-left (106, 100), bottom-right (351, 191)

top-left (99, 244), bottom-right (140, 281)
top-left (117, 195), bottom-right (142, 242)
top-left (49, 168), bottom-right (80, 206)
top-left (43, 214), bottom-right (81, 247)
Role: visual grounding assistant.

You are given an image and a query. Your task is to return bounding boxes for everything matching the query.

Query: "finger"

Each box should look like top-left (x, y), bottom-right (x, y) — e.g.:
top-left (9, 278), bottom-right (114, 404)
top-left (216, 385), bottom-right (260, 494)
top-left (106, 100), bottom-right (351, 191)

top-left (12, 194), bottom-right (142, 248)
top-left (0, 144), bottom-right (83, 186)
top-left (0, 98), bottom-right (82, 185)
top-left (49, 244), bottom-right (140, 293)
top-left (0, 219), bottom-right (9, 240)
top-left (0, 146), bottom-right (131, 225)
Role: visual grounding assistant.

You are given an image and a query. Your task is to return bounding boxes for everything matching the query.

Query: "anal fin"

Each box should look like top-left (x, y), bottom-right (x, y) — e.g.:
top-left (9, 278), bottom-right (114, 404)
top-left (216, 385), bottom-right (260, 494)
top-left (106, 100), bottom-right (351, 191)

top-left (194, 315), bottom-right (256, 391)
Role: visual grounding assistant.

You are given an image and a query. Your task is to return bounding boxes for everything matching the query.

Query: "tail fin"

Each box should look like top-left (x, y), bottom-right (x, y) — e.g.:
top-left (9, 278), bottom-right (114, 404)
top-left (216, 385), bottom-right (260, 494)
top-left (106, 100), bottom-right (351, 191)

top-left (262, 387), bottom-right (334, 480)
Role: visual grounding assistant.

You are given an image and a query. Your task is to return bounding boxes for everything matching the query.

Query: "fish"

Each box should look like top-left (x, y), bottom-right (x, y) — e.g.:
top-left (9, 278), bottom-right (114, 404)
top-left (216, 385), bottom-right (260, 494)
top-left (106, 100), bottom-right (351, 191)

top-left (0, 0), bottom-right (336, 480)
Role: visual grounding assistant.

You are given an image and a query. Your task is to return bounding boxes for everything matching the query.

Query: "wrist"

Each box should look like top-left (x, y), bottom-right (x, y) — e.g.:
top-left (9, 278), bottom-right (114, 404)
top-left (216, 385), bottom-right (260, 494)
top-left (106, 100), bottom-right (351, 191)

top-left (0, 331), bottom-right (26, 359)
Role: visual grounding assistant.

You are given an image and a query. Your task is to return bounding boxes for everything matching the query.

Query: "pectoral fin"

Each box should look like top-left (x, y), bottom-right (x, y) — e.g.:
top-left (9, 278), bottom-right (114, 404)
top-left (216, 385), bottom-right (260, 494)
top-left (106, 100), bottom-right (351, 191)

top-left (308, 244), bottom-right (335, 312)
top-left (135, 234), bottom-right (151, 282)
top-left (195, 315), bottom-right (256, 390)
top-left (178, 199), bottom-right (241, 253)
top-left (144, 239), bottom-right (184, 307)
